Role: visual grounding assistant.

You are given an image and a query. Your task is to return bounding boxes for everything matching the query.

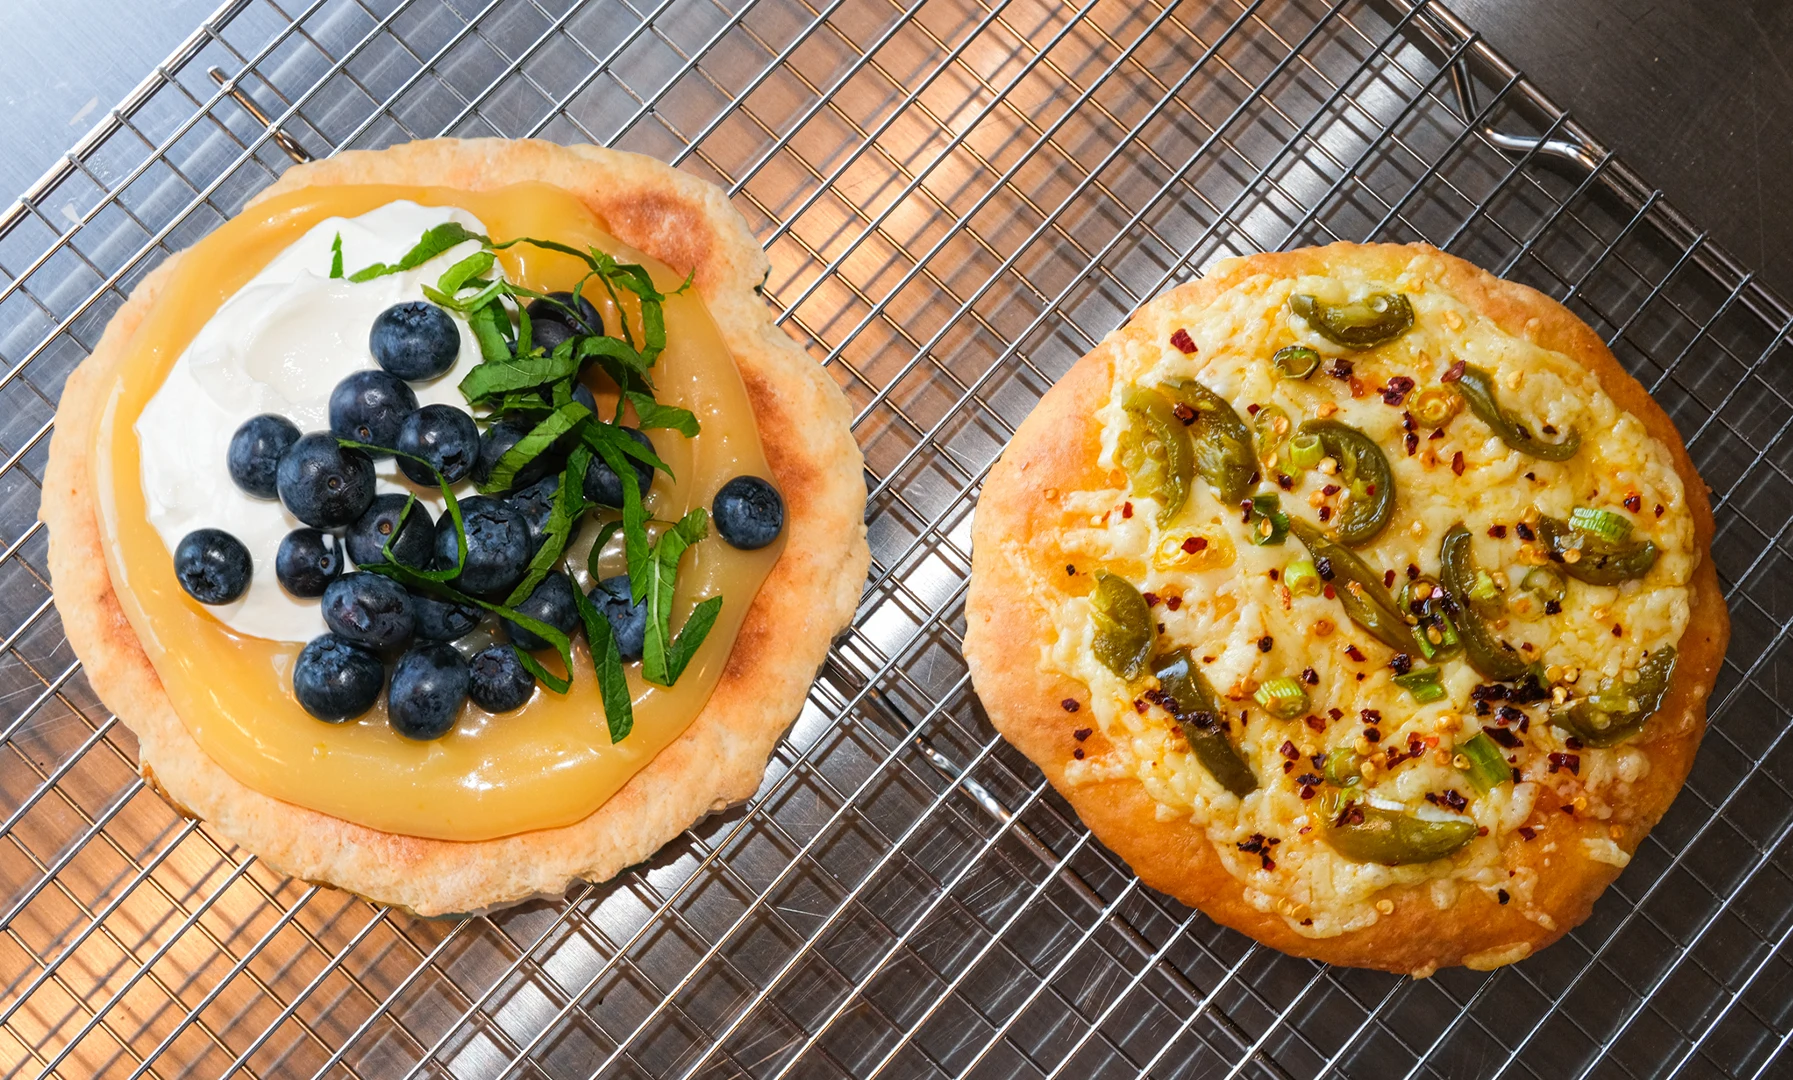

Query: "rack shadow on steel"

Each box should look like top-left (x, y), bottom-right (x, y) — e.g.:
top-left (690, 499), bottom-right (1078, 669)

top-left (0, 1), bottom-right (1787, 1078)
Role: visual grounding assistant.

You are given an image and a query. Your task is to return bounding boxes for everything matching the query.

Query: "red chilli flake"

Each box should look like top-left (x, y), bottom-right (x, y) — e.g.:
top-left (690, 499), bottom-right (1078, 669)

top-left (1061, 699), bottom-right (1080, 712)
top-left (1451, 451), bottom-right (1466, 476)
top-left (1258, 635), bottom-right (1275, 652)
top-left (1519, 826), bottom-right (1537, 841)
top-left (1405, 432), bottom-right (1419, 456)
top-left (1302, 667), bottom-right (1319, 685)
top-left (1613, 624), bottom-right (1624, 637)
top-left (1279, 740), bottom-right (1300, 760)
top-left (1655, 503), bottom-right (1666, 518)
top-left (1121, 502), bottom-right (1134, 519)
top-left (1165, 595), bottom-right (1182, 611)
top-left (1143, 591), bottom-right (1161, 607)
top-left (1172, 402), bottom-right (1197, 425)
top-left (1072, 748), bottom-right (1085, 760)
top-left (1381, 376), bottom-right (1415, 405)
top-left (1322, 484), bottom-right (1341, 496)
top-left (1624, 493), bottom-right (1642, 512)
top-left (1548, 752), bottom-right (1582, 775)
top-left (1488, 524), bottom-right (1508, 539)
top-left (1344, 644), bottom-right (1367, 662)
top-left (1246, 403), bottom-right (1261, 415)
top-left (1182, 536), bottom-right (1208, 554)
top-left (1323, 584), bottom-right (1336, 599)
top-left (1305, 715), bottom-right (1327, 733)
top-left (1073, 727), bottom-right (1092, 741)
top-left (1318, 506), bottom-right (1333, 522)
top-left (1383, 569), bottom-right (1397, 588)
top-left (1170, 328), bottom-right (1197, 354)
top-left (1441, 360), bottom-right (1466, 382)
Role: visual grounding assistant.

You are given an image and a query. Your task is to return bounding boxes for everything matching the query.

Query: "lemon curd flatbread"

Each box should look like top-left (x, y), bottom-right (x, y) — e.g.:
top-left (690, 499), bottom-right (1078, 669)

top-left (43, 139), bottom-right (868, 916)
top-left (964, 242), bottom-right (1727, 975)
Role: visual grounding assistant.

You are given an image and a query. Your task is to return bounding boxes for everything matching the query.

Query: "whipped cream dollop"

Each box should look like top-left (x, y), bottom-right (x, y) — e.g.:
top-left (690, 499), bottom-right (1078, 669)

top-left (137, 201), bottom-right (492, 642)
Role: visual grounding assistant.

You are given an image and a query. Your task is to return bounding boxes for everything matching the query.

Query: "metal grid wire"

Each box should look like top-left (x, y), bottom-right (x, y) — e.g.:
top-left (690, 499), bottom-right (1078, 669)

top-left (0, 0), bottom-right (1788, 1076)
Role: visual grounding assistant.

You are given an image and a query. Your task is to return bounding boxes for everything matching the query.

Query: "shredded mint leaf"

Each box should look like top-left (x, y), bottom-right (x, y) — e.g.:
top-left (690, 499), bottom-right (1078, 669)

top-left (513, 648), bottom-right (573, 695)
top-left (483, 402), bottom-right (589, 494)
top-left (625, 391), bottom-right (699, 437)
top-left (459, 351), bottom-right (582, 404)
top-left (347, 222), bottom-right (488, 282)
top-left (587, 518), bottom-right (625, 580)
top-left (466, 301), bottom-right (512, 364)
top-left (663, 596), bottom-right (722, 685)
top-left (503, 447), bottom-right (591, 607)
top-left (329, 232), bottom-right (344, 279)
top-left (640, 509), bottom-right (720, 687)
top-left (438, 249), bottom-right (495, 295)
top-left (580, 419), bottom-right (672, 479)
top-left (571, 580), bottom-right (633, 742)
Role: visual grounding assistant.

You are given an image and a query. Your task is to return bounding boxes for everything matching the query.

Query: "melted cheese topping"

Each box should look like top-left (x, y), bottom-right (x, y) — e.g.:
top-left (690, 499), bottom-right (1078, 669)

top-left (93, 182), bottom-right (783, 841)
top-left (1043, 257), bottom-right (1692, 937)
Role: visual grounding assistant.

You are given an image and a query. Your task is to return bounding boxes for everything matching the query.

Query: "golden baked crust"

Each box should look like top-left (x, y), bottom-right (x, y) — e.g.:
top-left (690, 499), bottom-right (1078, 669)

top-left (41, 138), bottom-right (869, 916)
top-left (963, 242), bottom-right (1727, 975)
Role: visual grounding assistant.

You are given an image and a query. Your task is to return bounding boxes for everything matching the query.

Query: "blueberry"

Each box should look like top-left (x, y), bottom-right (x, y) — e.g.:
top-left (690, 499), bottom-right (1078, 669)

top-left (321, 571), bottom-right (415, 649)
top-left (277, 432), bottom-right (376, 527)
top-left (525, 291), bottom-right (603, 335)
top-left (293, 633), bottom-right (384, 722)
top-left (174, 528), bottom-right (252, 605)
top-left (572, 381), bottom-right (597, 415)
top-left (370, 301), bottom-right (460, 381)
top-left (582, 428), bottom-right (656, 507)
top-left (526, 318), bottom-right (576, 357)
top-left (410, 590), bottom-right (485, 641)
top-left (589, 575), bottom-right (648, 662)
top-left (474, 417), bottom-right (564, 494)
top-left (433, 495), bottom-right (531, 597)
top-left (275, 528), bottom-right (344, 597)
top-left (468, 644), bottom-right (536, 713)
top-left (387, 641), bottom-right (470, 740)
top-left (507, 474), bottom-right (560, 550)
top-left (503, 571), bottom-right (580, 651)
top-left (395, 404), bottom-right (480, 485)
top-left (328, 370), bottom-right (417, 455)
top-left (227, 414), bottom-right (300, 499)
top-left (713, 475), bottom-right (785, 550)
top-left (346, 493), bottom-right (435, 568)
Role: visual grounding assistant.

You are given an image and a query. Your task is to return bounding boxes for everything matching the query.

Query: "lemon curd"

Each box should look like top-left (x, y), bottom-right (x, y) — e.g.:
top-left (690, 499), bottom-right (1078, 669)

top-left (92, 181), bottom-right (783, 841)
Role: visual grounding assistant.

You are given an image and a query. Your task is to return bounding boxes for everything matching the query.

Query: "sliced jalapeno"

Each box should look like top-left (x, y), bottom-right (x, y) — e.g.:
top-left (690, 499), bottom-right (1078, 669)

top-left (1322, 797), bottom-right (1477, 866)
top-left (1550, 646), bottom-right (1676, 747)
top-left (1289, 292), bottom-right (1414, 349)
top-left (1323, 748), bottom-right (1363, 788)
top-left (1119, 385), bottom-right (1193, 526)
top-left (1163, 378), bottom-right (1255, 507)
top-left (1299, 419), bottom-right (1395, 545)
top-left (1091, 572), bottom-right (1153, 681)
top-left (1273, 344), bottom-right (1322, 379)
top-left (1253, 404), bottom-right (1290, 464)
top-left (1452, 364), bottom-right (1580, 461)
top-left (1534, 514), bottom-right (1659, 585)
top-left (1152, 649), bottom-right (1258, 797)
top-left (1397, 575), bottom-right (1462, 662)
top-left (1438, 524), bottom-right (1529, 681)
top-left (1289, 519), bottom-right (1411, 652)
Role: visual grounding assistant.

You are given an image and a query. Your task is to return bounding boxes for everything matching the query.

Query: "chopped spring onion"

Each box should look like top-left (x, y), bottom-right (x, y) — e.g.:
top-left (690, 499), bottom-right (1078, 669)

top-left (1468, 569), bottom-right (1500, 605)
top-left (1520, 565), bottom-right (1566, 603)
top-left (1253, 676), bottom-right (1310, 719)
top-left (1272, 344), bottom-right (1322, 379)
top-left (1249, 493), bottom-right (1290, 546)
top-left (1458, 731), bottom-right (1512, 792)
top-left (1409, 385), bottom-right (1462, 427)
top-left (1286, 432), bottom-right (1324, 470)
top-left (1253, 405), bottom-right (1290, 464)
top-left (1392, 666), bottom-right (1447, 704)
top-left (1285, 558), bottom-right (1322, 596)
top-left (1570, 506), bottom-right (1633, 543)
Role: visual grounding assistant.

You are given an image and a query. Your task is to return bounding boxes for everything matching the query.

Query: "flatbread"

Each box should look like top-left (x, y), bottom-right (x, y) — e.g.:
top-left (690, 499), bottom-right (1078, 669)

top-left (42, 138), bottom-right (869, 916)
top-left (963, 242), bottom-right (1728, 975)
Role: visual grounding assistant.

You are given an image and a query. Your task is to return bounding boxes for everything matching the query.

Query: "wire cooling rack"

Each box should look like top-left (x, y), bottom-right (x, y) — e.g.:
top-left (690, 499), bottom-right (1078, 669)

top-left (0, 0), bottom-right (1789, 1076)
